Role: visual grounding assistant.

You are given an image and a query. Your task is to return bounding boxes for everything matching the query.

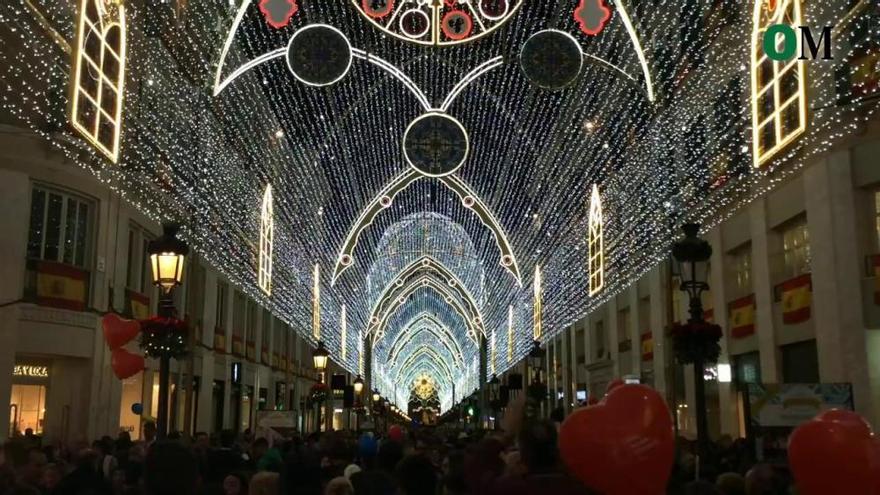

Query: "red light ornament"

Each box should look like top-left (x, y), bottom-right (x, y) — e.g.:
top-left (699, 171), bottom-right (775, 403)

top-left (259, 0), bottom-right (299, 29)
top-left (574, 0), bottom-right (612, 36)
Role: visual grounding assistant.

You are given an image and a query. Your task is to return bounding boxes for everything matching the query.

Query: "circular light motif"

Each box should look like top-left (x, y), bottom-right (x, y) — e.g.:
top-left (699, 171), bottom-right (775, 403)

top-left (351, 0), bottom-right (523, 46)
top-left (441, 11), bottom-right (473, 41)
top-left (519, 29), bottom-right (584, 91)
top-left (285, 24), bottom-right (352, 87)
top-left (403, 112), bottom-right (470, 178)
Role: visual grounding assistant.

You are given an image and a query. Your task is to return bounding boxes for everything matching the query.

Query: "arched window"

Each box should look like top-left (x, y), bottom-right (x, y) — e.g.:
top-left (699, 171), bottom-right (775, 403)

top-left (588, 185), bottom-right (604, 296)
top-left (751, 0), bottom-right (807, 167)
top-left (533, 266), bottom-right (542, 340)
top-left (258, 185), bottom-right (273, 295)
top-left (71, 0), bottom-right (126, 163)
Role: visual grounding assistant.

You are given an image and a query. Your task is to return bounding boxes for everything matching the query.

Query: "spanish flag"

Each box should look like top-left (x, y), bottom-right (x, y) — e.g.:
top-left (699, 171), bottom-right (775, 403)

top-left (127, 290), bottom-right (150, 320)
top-left (872, 255), bottom-right (880, 305)
top-left (246, 343), bottom-right (256, 362)
top-left (728, 294), bottom-right (756, 339)
top-left (232, 335), bottom-right (244, 356)
top-left (640, 332), bottom-right (653, 361)
top-left (35, 261), bottom-right (87, 311)
top-left (781, 274), bottom-right (812, 324)
top-left (214, 331), bottom-right (226, 353)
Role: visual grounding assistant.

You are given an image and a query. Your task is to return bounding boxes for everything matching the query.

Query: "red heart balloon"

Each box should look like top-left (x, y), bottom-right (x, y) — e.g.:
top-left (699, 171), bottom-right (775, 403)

top-left (559, 384), bottom-right (674, 495)
top-left (789, 409), bottom-right (878, 495)
top-left (111, 348), bottom-right (144, 380)
top-left (102, 313), bottom-right (141, 350)
top-left (605, 378), bottom-right (625, 396)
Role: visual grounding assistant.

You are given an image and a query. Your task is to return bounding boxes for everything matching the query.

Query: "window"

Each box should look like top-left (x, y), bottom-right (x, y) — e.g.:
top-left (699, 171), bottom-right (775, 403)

top-left (751, 0), bottom-right (807, 167)
top-left (258, 185), bottom-right (273, 295)
top-left (10, 384), bottom-right (47, 435)
top-left (595, 320), bottom-right (605, 360)
top-left (874, 191), bottom-right (880, 250)
top-left (588, 185), bottom-right (604, 296)
top-left (70, 0), bottom-right (127, 162)
top-left (261, 308), bottom-right (271, 350)
top-left (126, 224), bottom-right (152, 293)
top-left (246, 300), bottom-right (258, 346)
top-left (232, 291), bottom-right (246, 345)
top-left (782, 218), bottom-right (810, 278)
top-left (216, 282), bottom-right (228, 330)
top-left (618, 308), bottom-right (630, 344)
top-left (27, 186), bottom-right (92, 268)
top-left (729, 245), bottom-right (753, 296)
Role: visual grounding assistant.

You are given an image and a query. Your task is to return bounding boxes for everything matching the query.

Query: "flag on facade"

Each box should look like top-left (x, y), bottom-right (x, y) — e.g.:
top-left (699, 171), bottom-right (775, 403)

top-left (640, 332), bottom-right (653, 361)
top-left (35, 261), bottom-right (88, 311)
top-left (127, 290), bottom-right (150, 320)
top-left (873, 255), bottom-right (880, 305)
top-left (729, 294), bottom-right (756, 338)
top-left (781, 274), bottom-right (812, 324)
top-left (214, 331), bottom-right (226, 353)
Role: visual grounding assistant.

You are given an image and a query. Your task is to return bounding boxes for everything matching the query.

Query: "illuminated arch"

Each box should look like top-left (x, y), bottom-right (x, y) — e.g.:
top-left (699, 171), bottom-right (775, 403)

top-left (750, 0), bottom-right (807, 167)
top-left (258, 184), bottom-right (274, 295)
top-left (371, 276), bottom-right (484, 343)
top-left (588, 184), bottom-right (604, 296)
top-left (395, 347), bottom-right (455, 385)
top-left (71, 0), bottom-right (127, 163)
top-left (385, 314), bottom-right (465, 367)
top-left (333, 171), bottom-right (521, 286)
top-left (533, 265), bottom-right (543, 340)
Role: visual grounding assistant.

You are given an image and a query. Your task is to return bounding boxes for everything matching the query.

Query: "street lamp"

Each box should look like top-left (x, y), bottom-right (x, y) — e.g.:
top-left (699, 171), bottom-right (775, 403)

top-left (528, 340), bottom-right (545, 383)
top-left (372, 389), bottom-right (381, 404)
top-left (671, 223), bottom-right (713, 460)
top-left (147, 223), bottom-right (189, 439)
top-left (488, 374), bottom-right (500, 400)
top-left (353, 375), bottom-right (364, 395)
top-left (312, 341), bottom-right (330, 376)
top-left (149, 224), bottom-right (189, 297)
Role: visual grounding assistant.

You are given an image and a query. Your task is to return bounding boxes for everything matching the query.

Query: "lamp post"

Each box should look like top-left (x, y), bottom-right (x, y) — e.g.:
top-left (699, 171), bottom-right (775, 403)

top-left (146, 223), bottom-right (189, 439)
top-left (312, 342), bottom-right (330, 432)
top-left (672, 223), bottom-right (713, 460)
top-left (527, 341), bottom-right (546, 418)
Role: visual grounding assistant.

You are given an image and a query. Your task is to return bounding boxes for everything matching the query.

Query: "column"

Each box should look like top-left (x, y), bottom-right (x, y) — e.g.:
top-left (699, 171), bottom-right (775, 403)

top-left (804, 151), bottom-right (875, 423)
top-left (649, 265), bottom-right (668, 396)
top-left (561, 329), bottom-right (572, 414)
top-left (479, 335), bottom-right (488, 425)
top-left (629, 287), bottom-right (642, 379)
top-left (582, 315), bottom-right (592, 394)
top-left (569, 323), bottom-right (579, 410)
top-left (0, 169), bottom-right (29, 436)
top-left (750, 199), bottom-right (781, 383)
top-left (709, 228), bottom-right (738, 437)
top-left (608, 297), bottom-right (619, 377)
top-left (197, 271), bottom-right (218, 432)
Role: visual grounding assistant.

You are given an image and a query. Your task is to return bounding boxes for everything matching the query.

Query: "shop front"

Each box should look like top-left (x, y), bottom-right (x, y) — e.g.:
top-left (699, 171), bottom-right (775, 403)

top-left (9, 362), bottom-right (50, 436)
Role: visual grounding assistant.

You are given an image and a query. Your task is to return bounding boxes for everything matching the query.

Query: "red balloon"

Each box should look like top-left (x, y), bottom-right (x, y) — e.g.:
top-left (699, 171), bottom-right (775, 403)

top-left (388, 425), bottom-right (404, 443)
top-left (102, 313), bottom-right (141, 350)
top-left (111, 348), bottom-right (144, 380)
top-left (788, 409), bottom-right (877, 495)
top-left (605, 378), bottom-right (624, 396)
top-left (559, 384), bottom-right (674, 495)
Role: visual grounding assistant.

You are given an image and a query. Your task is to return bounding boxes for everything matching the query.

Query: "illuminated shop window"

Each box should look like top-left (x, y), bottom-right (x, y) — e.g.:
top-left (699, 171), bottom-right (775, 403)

top-left (71, 0), bottom-right (127, 163)
top-left (588, 185), bottom-right (604, 296)
top-left (259, 185), bottom-right (273, 295)
top-left (751, 0), bottom-right (807, 167)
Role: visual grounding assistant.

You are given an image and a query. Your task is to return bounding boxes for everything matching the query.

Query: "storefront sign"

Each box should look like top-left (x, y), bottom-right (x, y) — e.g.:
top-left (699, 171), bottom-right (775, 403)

top-left (747, 383), bottom-right (853, 427)
top-left (14, 365), bottom-right (49, 378)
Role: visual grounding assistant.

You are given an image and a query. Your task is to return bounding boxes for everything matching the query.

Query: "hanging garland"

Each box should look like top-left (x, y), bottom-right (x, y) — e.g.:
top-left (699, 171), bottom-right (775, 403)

top-left (139, 317), bottom-right (188, 359)
top-left (669, 321), bottom-right (722, 365)
top-left (307, 382), bottom-right (331, 405)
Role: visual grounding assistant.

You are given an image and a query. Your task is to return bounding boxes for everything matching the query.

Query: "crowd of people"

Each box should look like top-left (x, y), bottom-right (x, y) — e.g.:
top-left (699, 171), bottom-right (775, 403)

top-left (0, 399), bottom-right (799, 495)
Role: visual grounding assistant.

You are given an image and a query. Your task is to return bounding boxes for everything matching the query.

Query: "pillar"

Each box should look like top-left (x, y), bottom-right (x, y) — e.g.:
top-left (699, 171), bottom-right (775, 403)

top-left (629, 286), bottom-right (642, 379)
top-left (804, 151), bottom-right (876, 424)
top-left (561, 329), bottom-right (572, 414)
top-left (750, 198), bottom-right (781, 383)
top-left (709, 228), bottom-right (738, 437)
top-left (649, 265), bottom-right (668, 397)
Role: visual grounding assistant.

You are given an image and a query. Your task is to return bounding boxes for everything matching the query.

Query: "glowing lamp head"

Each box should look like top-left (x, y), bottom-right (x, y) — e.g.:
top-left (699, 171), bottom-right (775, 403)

top-left (148, 224), bottom-right (189, 293)
top-left (312, 341), bottom-right (330, 372)
top-left (528, 340), bottom-right (545, 371)
top-left (372, 389), bottom-right (381, 403)
top-left (353, 375), bottom-right (364, 395)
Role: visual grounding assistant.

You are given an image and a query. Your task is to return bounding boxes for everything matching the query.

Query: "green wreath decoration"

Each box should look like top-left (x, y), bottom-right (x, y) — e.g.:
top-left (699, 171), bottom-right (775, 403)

top-left (139, 317), bottom-right (188, 359)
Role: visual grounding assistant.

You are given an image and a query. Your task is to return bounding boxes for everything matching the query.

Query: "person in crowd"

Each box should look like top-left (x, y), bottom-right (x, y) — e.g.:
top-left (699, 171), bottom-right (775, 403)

top-left (142, 442), bottom-right (199, 495)
top-left (222, 472), bottom-right (249, 495)
top-left (323, 476), bottom-right (353, 495)
top-left (248, 471), bottom-right (279, 495)
top-left (394, 454), bottom-right (436, 495)
top-left (716, 472), bottom-right (746, 495)
top-left (140, 423), bottom-right (156, 451)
